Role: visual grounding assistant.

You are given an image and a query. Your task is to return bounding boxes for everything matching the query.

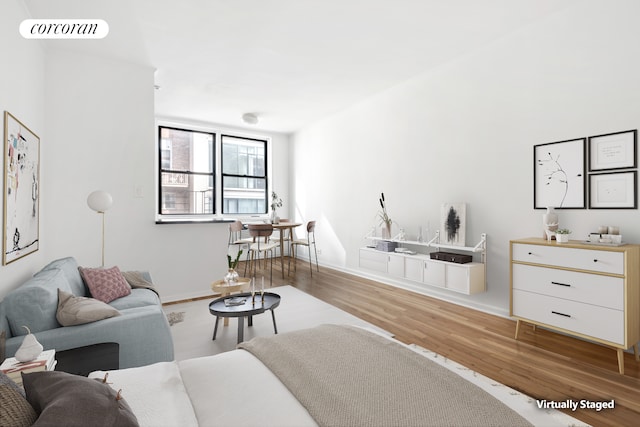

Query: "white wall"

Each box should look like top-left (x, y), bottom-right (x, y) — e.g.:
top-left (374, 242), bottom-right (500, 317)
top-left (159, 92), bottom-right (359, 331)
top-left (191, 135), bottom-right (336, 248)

top-left (0, 0), bottom-right (47, 299)
top-left (42, 51), bottom-right (290, 302)
top-left (0, 8), bottom-right (290, 303)
top-left (291, 0), bottom-right (640, 316)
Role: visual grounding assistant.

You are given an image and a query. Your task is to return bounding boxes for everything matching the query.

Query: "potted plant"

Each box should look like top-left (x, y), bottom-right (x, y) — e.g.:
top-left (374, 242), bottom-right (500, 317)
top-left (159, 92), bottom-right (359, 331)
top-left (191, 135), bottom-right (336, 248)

top-left (225, 250), bottom-right (243, 283)
top-left (555, 229), bottom-right (571, 243)
top-left (270, 191), bottom-right (283, 223)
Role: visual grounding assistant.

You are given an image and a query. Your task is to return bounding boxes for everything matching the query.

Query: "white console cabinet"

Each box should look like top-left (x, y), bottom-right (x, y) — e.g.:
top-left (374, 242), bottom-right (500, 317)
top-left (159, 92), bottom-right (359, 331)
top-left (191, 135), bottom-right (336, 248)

top-left (510, 237), bottom-right (640, 374)
top-left (359, 232), bottom-right (487, 295)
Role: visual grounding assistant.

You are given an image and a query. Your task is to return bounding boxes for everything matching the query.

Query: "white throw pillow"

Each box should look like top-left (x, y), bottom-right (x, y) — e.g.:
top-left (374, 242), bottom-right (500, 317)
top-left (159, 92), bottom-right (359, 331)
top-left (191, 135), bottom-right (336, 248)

top-left (56, 289), bottom-right (120, 326)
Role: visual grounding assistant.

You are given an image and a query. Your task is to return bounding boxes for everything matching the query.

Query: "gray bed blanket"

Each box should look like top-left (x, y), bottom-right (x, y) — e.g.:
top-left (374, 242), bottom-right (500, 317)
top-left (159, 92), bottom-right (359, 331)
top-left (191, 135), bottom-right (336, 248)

top-left (239, 324), bottom-right (532, 427)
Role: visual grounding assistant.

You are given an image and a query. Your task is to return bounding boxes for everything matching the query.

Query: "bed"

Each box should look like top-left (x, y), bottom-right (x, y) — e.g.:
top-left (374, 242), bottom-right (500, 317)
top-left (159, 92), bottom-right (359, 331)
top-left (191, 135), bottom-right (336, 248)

top-left (16, 324), bottom-right (585, 427)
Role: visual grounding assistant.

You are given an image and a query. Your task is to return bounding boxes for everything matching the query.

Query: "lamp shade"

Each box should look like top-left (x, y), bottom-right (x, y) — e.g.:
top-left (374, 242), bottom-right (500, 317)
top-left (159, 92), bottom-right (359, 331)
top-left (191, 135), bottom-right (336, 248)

top-left (87, 190), bottom-right (113, 213)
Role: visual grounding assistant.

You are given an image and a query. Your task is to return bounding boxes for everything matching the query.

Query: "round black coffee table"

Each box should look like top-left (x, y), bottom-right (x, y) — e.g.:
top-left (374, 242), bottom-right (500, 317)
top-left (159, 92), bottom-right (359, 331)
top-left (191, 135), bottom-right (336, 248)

top-left (209, 292), bottom-right (280, 344)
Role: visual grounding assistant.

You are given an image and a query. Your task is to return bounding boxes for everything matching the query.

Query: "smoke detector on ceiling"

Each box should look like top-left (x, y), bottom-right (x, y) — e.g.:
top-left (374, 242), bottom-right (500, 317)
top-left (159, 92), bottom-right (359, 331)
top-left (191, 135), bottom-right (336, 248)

top-left (242, 113), bottom-right (259, 125)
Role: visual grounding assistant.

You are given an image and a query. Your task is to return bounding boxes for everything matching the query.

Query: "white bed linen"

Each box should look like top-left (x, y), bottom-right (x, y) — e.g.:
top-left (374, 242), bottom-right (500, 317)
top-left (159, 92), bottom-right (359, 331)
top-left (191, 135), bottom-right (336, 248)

top-left (89, 361), bottom-right (199, 427)
top-left (178, 350), bottom-right (317, 427)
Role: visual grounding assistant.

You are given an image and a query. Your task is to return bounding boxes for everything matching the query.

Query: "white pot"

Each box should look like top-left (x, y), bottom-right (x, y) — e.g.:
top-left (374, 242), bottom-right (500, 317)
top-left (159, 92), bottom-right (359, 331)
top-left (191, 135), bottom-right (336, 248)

top-left (556, 234), bottom-right (570, 243)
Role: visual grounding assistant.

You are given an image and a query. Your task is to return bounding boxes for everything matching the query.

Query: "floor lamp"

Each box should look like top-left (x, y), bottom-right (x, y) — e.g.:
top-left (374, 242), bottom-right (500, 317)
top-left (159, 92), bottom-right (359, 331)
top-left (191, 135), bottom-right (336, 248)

top-left (87, 190), bottom-right (113, 267)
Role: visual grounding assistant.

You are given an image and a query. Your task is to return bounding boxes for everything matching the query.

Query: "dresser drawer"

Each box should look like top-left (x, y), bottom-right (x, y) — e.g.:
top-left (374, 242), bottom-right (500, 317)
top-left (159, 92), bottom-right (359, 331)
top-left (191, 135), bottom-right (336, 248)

top-left (512, 264), bottom-right (623, 310)
top-left (512, 289), bottom-right (624, 345)
top-left (512, 243), bottom-right (624, 275)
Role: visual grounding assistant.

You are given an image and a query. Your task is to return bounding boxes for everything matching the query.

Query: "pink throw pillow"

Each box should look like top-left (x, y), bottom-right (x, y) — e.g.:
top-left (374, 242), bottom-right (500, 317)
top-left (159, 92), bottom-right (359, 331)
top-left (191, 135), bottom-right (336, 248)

top-left (78, 266), bottom-right (131, 303)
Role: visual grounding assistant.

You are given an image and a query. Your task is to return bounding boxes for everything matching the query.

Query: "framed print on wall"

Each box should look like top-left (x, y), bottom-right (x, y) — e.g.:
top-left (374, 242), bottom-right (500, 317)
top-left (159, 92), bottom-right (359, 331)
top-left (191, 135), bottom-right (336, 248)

top-left (588, 129), bottom-right (637, 172)
top-left (3, 111), bottom-right (40, 265)
top-left (534, 138), bottom-right (586, 209)
top-left (440, 203), bottom-right (466, 247)
top-left (588, 171), bottom-right (637, 209)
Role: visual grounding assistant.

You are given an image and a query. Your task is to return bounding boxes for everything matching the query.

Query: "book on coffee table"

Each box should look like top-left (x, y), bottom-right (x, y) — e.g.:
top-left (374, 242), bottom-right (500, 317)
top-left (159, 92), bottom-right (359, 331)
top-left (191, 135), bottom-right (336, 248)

top-left (224, 296), bottom-right (247, 306)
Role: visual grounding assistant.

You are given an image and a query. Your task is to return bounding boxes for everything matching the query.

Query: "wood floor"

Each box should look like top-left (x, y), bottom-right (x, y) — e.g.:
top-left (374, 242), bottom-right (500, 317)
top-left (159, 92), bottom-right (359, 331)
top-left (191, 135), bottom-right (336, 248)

top-left (257, 257), bottom-right (640, 427)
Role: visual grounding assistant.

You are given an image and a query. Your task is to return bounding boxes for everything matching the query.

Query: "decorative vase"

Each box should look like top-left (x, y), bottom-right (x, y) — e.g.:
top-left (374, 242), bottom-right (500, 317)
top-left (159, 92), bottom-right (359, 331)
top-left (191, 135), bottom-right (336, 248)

top-left (224, 268), bottom-right (239, 284)
top-left (542, 207), bottom-right (558, 239)
top-left (381, 222), bottom-right (391, 239)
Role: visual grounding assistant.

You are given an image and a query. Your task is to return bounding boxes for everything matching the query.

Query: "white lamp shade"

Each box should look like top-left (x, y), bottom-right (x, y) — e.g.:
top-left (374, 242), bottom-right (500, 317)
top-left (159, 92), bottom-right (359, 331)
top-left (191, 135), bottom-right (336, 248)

top-left (87, 190), bottom-right (113, 213)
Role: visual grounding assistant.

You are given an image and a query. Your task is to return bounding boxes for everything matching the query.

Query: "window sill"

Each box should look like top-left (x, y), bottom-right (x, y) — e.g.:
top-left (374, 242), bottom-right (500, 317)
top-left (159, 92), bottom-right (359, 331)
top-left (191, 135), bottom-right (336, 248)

top-left (155, 218), bottom-right (235, 225)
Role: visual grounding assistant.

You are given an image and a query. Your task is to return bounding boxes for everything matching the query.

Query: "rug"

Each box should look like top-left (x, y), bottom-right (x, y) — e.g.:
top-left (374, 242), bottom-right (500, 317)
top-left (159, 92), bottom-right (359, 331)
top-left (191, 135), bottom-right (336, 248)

top-left (165, 311), bottom-right (185, 326)
top-left (164, 286), bottom-right (588, 427)
top-left (408, 344), bottom-right (590, 427)
top-left (163, 285), bottom-right (391, 361)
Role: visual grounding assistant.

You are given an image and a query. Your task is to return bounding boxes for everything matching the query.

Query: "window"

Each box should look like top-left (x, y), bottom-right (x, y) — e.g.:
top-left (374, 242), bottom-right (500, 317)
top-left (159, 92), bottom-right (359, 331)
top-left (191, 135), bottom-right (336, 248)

top-left (158, 126), bottom-right (215, 215)
top-left (222, 135), bottom-right (267, 214)
top-left (157, 125), bottom-right (270, 219)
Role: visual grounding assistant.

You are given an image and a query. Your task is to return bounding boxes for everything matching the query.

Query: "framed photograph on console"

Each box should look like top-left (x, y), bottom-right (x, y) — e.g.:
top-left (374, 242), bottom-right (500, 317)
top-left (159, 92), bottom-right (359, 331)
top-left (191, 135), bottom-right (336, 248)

top-left (589, 171), bottom-right (637, 209)
top-left (3, 111), bottom-right (40, 265)
top-left (534, 138), bottom-right (586, 209)
top-left (588, 129), bottom-right (637, 172)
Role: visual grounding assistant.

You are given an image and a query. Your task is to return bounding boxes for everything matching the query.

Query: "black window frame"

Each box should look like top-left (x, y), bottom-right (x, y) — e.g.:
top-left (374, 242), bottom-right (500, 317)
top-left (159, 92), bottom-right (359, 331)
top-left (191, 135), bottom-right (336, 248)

top-left (157, 125), bottom-right (216, 216)
top-left (221, 134), bottom-right (268, 215)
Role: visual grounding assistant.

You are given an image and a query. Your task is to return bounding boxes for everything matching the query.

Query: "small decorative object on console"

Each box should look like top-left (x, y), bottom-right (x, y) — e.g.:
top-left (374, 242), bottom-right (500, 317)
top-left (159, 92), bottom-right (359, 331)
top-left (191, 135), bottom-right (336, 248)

top-left (378, 193), bottom-right (392, 238)
top-left (429, 251), bottom-right (472, 264)
top-left (542, 206), bottom-right (559, 239)
top-left (376, 240), bottom-right (397, 252)
top-left (555, 229), bottom-right (570, 243)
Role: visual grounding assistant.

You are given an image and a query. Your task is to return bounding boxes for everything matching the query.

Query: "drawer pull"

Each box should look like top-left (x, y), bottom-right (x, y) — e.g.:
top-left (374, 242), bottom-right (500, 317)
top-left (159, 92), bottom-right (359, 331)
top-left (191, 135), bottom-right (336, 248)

top-left (551, 311), bottom-right (571, 318)
top-left (594, 259), bottom-right (598, 263)
top-left (551, 281), bottom-right (571, 287)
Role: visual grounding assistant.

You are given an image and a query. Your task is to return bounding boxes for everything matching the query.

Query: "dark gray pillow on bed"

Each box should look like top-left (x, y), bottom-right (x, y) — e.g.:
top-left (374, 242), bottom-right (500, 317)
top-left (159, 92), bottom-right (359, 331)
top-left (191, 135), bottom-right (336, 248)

top-left (22, 370), bottom-right (139, 427)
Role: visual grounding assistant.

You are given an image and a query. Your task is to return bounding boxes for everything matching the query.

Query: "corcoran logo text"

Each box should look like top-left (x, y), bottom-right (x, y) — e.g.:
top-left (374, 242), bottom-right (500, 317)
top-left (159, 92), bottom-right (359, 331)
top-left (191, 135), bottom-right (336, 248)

top-left (20, 19), bottom-right (109, 39)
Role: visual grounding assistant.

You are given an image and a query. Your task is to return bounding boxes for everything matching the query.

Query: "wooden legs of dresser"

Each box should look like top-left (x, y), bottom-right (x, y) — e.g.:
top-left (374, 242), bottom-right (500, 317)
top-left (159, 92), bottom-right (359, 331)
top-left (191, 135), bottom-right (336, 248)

top-left (514, 319), bottom-right (536, 339)
top-left (617, 344), bottom-right (640, 375)
top-left (617, 349), bottom-right (625, 375)
top-left (516, 320), bottom-right (638, 375)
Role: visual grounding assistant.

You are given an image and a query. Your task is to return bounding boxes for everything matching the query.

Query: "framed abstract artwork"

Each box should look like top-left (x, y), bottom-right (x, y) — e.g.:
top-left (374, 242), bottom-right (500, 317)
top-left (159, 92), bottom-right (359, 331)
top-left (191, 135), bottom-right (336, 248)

top-left (588, 171), bottom-right (637, 209)
top-left (3, 111), bottom-right (40, 264)
top-left (588, 130), bottom-right (637, 172)
top-left (534, 138), bottom-right (586, 209)
top-left (440, 203), bottom-right (466, 247)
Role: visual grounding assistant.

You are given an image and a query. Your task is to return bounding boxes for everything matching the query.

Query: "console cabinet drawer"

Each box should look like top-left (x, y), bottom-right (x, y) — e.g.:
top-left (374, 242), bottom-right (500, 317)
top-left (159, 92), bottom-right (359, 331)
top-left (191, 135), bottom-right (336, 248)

top-left (359, 248), bottom-right (388, 273)
top-left (512, 243), bottom-right (623, 275)
top-left (512, 289), bottom-right (624, 345)
top-left (512, 263), bottom-right (623, 310)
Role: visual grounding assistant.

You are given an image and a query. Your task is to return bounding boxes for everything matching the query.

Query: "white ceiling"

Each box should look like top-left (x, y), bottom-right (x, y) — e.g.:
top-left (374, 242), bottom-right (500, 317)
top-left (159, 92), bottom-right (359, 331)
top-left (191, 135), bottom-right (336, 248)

top-left (24, 0), bottom-right (573, 134)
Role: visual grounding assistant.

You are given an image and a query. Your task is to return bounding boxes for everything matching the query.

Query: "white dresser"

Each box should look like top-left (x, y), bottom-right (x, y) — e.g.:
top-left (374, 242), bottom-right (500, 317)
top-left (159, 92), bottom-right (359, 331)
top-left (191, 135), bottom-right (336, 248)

top-left (510, 237), bottom-right (640, 374)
